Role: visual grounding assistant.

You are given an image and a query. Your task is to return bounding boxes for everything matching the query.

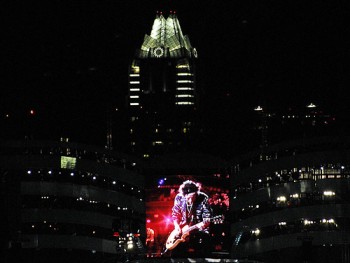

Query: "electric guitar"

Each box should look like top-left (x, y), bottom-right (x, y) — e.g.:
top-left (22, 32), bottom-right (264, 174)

top-left (165, 215), bottom-right (224, 250)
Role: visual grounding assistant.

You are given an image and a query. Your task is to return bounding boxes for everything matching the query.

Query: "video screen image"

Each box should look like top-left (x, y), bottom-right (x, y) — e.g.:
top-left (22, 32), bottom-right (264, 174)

top-left (145, 174), bottom-right (230, 258)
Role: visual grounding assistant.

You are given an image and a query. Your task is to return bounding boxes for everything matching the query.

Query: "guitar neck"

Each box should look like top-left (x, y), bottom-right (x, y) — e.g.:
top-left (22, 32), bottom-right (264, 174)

top-left (182, 216), bottom-right (222, 234)
top-left (184, 223), bottom-right (202, 234)
top-left (183, 218), bottom-right (210, 234)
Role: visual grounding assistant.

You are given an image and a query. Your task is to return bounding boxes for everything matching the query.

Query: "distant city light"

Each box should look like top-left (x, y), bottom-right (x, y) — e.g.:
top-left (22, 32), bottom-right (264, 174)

top-left (323, 191), bottom-right (335, 196)
top-left (251, 228), bottom-right (260, 235)
top-left (277, 196), bottom-right (286, 202)
top-left (254, 106), bottom-right (263, 111)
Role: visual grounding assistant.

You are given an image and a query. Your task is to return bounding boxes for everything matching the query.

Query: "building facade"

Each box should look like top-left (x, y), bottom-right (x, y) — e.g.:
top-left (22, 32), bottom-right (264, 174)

top-left (230, 136), bottom-right (350, 263)
top-left (0, 139), bottom-right (145, 262)
top-left (252, 103), bottom-right (338, 156)
top-left (127, 12), bottom-right (201, 157)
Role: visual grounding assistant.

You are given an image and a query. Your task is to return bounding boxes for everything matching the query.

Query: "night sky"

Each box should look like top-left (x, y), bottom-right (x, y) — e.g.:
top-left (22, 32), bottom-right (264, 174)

top-left (2, 0), bottom-right (349, 158)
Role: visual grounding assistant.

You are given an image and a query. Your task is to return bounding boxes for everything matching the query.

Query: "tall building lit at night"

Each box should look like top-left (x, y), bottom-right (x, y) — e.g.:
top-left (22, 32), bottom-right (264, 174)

top-left (127, 11), bottom-right (201, 157)
top-left (2, 1), bottom-right (348, 263)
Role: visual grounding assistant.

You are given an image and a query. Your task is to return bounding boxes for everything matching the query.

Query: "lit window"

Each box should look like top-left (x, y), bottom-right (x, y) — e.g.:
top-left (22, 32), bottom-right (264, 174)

top-left (177, 73), bottom-right (192, 76)
top-left (251, 228), bottom-right (260, 235)
top-left (304, 219), bottom-right (315, 225)
top-left (277, 196), bottom-right (286, 202)
top-left (323, 191), bottom-right (335, 196)
top-left (290, 193), bottom-right (299, 198)
top-left (175, 102), bottom-right (194, 105)
top-left (176, 87), bottom-right (194, 91)
top-left (152, 141), bottom-right (163, 146)
top-left (321, 218), bottom-right (335, 224)
top-left (131, 65), bottom-right (140, 73)
top-left (177, 80), bottom-right (193, 83)
top-left (176, 94), bottom-right (194, 98)
top-left (61, 156), bottom-right (77, 169)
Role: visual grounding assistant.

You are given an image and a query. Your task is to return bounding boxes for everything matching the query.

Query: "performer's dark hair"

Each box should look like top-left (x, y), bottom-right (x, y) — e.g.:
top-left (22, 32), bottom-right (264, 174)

top-left (179, 180), bottom-right (199, 195)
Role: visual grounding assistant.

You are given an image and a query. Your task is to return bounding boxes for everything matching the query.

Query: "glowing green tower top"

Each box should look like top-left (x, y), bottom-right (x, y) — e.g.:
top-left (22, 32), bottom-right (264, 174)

top-left (136, 12), bottom-right (198, 59)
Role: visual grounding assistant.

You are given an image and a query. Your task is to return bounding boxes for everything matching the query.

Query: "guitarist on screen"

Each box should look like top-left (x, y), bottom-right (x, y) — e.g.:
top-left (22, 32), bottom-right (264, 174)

top-left (165, 180), bottom-right (212, 257)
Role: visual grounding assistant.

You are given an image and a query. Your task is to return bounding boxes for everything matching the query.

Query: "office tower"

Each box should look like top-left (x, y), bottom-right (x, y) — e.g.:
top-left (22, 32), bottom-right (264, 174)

top-left (127, 11), bottom-right (200, 157)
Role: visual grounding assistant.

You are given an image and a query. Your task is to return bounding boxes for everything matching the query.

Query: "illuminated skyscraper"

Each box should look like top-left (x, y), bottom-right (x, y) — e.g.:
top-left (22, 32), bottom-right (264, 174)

top-left (127, 11), bottom-right (200, 157)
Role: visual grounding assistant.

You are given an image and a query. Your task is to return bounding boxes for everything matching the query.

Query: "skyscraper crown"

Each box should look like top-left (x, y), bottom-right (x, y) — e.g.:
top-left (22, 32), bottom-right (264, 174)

top-left (137, 12), bottom-right (197, 59)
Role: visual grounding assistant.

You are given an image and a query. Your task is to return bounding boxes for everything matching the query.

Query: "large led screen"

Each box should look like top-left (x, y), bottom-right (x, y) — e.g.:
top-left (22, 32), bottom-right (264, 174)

top-left (145, 174), bottom-right (230, 258)
top-left (60, 156), bottom-right (77, 170)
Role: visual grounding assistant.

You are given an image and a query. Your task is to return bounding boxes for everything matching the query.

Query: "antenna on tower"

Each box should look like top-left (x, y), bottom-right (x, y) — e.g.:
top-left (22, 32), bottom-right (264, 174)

top-left (106, 107), bottom-right (113, 151)
top-left (254, 105), bottom-right (268, 161)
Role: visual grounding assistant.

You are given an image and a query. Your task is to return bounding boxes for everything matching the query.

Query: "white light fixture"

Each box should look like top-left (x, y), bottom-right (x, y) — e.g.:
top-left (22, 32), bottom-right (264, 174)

top-left (307, 103), bottom-right (316, 108)
top-left (254, 106), bottom-right (263, 111)
top-left (323, 191), bottom-right (335, 196)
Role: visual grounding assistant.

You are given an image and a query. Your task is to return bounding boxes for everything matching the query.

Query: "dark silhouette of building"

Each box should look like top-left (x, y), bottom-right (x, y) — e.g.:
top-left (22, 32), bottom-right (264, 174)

top-left (125, 11), bottom-right (202, 157)
top-left (252, 103), bottom-right (338, 154)
top-left (0, 139), bottom-right (145, 263)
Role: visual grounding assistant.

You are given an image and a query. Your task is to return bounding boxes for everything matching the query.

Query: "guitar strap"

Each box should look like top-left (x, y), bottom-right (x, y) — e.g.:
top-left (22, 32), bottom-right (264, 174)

top-left (186, 204), bottom-right (195, 226)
